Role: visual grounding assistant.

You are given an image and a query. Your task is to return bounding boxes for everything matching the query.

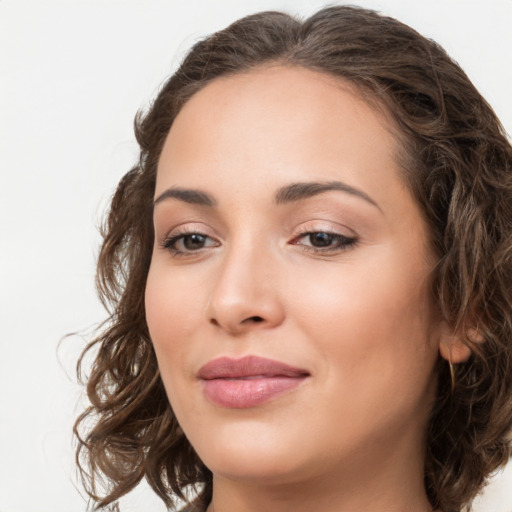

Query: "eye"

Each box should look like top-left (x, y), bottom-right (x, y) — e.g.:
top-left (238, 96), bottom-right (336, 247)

top-left (305, 232), bottom-right (337, 247)
top-left (291, 231), bottom-right (357, 253)
top-left (162, 231), bottom-right (219, 255)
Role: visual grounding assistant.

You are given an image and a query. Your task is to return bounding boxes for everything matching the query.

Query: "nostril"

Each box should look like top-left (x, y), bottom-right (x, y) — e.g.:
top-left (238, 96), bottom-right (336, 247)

top-left (209, 315), bottom-right (265, 330)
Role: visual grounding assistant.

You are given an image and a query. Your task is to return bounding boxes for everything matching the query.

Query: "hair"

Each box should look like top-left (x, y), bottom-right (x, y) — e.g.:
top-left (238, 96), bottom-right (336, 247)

top-left (74, 5), bottom-right (512, 512)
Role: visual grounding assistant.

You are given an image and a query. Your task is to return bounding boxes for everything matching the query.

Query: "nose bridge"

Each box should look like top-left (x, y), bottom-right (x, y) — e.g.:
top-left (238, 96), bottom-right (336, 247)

top-left (207, 232), bottom-right (284, 333)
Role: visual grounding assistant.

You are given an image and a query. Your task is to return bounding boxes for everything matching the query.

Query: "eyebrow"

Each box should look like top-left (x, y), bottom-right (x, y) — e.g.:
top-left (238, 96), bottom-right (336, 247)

top-left (274, 181), bottom-right (381, 211)
top-left (154, 187), bottom-right (216, 207)
top-left (153, 180), bottom-right (381, 211)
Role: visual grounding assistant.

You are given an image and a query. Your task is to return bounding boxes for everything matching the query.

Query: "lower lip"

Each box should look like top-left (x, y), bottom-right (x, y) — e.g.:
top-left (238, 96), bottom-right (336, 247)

top-left (202, 376), bottom-right (307, 408)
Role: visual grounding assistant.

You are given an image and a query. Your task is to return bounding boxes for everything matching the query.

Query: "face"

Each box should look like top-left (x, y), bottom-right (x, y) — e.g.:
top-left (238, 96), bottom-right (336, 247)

top-left (145, 66), bottom-right (445, 486)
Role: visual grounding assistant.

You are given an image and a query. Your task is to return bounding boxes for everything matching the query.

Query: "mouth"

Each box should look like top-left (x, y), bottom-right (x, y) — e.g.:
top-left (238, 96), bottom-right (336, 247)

top-left (197, 355), bottom-right (310, 409)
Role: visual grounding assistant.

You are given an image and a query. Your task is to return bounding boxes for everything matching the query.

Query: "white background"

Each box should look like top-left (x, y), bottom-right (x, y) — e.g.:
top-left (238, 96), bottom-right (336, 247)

top-left (1, 1), bottom-right (511, 511)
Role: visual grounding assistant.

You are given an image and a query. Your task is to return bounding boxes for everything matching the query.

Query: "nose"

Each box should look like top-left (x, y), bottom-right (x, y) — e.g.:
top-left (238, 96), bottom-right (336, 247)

top-left (207, 243), bottom-right (285, 336)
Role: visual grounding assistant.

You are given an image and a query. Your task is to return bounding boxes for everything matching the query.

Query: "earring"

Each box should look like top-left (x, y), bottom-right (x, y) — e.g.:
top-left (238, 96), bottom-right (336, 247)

top-left (448, 357), bottom-right (455, 395)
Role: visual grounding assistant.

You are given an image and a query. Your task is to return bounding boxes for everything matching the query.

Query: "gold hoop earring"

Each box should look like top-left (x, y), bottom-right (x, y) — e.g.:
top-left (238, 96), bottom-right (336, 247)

top-left (448, 358), bottom-right (455, 395)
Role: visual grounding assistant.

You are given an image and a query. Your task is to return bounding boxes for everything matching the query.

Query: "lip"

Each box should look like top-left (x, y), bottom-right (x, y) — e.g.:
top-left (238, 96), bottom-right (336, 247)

top-left (198, 355), bottom-right (310, 409)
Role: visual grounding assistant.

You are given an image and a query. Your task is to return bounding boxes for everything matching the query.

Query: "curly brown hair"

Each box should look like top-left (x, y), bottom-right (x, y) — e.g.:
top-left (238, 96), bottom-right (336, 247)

top-left (74, 5), bottom-right (512, 512)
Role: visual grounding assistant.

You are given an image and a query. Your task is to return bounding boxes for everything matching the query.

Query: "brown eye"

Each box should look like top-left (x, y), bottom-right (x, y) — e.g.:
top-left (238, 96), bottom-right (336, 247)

top-left (182, 234), bottom-right (207, 250)
top-left (292, 231), bottom-right (358, 253)
top-left (308, 232), bottom-right (335, 247)
top-left (163, 232), bottom-right (219, 255)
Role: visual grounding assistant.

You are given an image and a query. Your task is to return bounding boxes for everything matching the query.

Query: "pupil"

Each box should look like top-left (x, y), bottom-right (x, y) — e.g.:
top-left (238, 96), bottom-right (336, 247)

top-left (184, 234), bottom-right (205, 250)
top-left (310, 232), bottom-right (333, 247)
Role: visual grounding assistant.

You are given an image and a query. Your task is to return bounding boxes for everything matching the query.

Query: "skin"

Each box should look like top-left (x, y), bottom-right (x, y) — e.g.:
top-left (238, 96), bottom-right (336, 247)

top-left (145, 65), bottom-right (469, 512)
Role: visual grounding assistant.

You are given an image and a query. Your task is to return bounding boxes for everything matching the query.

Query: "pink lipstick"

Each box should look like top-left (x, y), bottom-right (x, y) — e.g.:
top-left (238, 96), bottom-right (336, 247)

top-left (198, 356), bottom-right (310, 408)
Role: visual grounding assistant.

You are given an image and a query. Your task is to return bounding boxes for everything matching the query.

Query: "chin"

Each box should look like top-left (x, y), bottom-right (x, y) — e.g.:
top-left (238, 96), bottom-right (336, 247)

top-left (188, 418), bottom-right (313, 484)
top-left (206, 453), bottom-right (310, 486)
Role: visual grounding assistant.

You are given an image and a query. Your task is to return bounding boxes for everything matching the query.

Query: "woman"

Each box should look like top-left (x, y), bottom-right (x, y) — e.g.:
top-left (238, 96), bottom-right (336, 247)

top-left (75, 6), bottom-right (512, 512)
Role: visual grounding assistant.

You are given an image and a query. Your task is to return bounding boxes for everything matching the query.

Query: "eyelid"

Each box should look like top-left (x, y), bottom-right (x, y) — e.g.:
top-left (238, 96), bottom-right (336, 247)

top-left (158, 222), bottom-right (221, 255)
top-left (157, 220), bottom-right (358, 257)
top-left (293, 219), bottom-right (357, 238)
top-left (159, 222), bottom-right (216, 242)
top-left (289, 221), bottom-right (359, 254)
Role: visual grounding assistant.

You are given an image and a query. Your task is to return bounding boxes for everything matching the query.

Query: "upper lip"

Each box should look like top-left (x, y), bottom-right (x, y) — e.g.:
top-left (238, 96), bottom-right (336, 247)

top-left (198, 355), bottom-right (310, 380)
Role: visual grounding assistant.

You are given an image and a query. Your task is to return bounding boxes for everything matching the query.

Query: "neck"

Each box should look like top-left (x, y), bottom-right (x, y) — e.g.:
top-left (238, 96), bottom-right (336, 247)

top-left (206, 447), bottom-right (435, 512)
top-left (204, 397), bottom-right (437, 512)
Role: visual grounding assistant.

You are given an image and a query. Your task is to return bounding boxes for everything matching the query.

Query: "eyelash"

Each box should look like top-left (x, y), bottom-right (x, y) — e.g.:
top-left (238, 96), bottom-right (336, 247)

top-left (160, 229), bottom-right (358, 257)
top-left (161, 229), bottom-right (218, 257)
top-left (291, 229), bottom-right (358, 254)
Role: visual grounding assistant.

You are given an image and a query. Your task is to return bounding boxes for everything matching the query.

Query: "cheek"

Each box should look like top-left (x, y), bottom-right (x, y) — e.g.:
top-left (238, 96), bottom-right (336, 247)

top-left (295, 253), bottom-right (431, 334)
top-left (292, 252), bottom-right (437, 393)
top-left (145, 259), bottom-right (207, 330)
top-left (144, 264), bottom-right (203, 374)
top-left (293, 265), bottom-right (437, 455)
top-left (144, 264), bottom-right (209, 428)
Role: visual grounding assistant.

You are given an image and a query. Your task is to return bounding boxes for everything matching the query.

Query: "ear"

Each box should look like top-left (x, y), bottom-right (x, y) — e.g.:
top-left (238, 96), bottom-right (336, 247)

top-left (438, 323), bottom-right (474, 363)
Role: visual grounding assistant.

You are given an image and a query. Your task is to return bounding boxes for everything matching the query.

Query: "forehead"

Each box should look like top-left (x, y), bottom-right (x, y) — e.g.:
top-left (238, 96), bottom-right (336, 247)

top-left (157, 65), bottom-right (400, 186)
top-left (167, 65), bottom-right (395, 148)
